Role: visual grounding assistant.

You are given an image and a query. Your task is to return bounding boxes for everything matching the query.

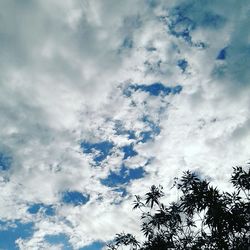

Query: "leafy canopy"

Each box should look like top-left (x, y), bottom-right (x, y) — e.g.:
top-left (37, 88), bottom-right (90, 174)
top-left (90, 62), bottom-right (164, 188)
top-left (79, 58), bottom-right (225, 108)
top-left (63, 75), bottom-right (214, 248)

top-left (107, 166), bottom-right (250, 250)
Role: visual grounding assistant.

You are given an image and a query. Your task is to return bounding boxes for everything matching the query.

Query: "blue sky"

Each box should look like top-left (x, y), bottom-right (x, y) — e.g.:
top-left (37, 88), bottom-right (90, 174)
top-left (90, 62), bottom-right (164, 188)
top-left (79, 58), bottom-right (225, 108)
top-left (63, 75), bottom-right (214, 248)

top-left (0, 0), bottom-right (250, 249)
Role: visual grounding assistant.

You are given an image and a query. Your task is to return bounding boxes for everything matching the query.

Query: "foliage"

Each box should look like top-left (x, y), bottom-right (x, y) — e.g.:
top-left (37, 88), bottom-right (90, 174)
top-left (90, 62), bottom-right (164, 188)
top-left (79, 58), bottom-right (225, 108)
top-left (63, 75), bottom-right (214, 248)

top-left (107, 166), bottom-right (250, 249)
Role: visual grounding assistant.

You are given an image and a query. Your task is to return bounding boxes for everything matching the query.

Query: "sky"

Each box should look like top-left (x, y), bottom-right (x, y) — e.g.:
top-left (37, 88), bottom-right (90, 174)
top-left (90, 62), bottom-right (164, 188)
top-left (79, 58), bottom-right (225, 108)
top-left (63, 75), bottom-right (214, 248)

top-left (0, 0), bottom-right (250, 249)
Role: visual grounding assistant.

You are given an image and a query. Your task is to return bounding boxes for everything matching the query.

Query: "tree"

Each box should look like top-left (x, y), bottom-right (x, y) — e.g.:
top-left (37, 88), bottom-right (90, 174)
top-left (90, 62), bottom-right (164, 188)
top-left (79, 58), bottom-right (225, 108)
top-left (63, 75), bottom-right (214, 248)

top-left (107, 166), bottom-right (250, 249)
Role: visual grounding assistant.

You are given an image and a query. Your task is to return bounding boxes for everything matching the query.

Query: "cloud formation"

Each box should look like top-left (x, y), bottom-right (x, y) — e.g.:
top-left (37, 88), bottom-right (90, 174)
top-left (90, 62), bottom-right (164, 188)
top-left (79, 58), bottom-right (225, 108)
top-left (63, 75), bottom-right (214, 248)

top-left (0, 0), bottom-right (250, 249)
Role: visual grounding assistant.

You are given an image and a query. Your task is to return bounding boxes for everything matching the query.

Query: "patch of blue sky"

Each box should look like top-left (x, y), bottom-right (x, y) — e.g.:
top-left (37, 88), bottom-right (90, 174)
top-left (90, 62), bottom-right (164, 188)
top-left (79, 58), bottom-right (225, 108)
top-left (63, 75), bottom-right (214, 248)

top-left (139, 131), bottom-right (154, 143)
top-left (167, 4), bottom-right (195, 44)
top-left (164, 4), bottom-right (219, 48)
top-left (122, 144), bottom-right (138, 160)
top-left (114, 120), bottom-right (136, 140)
top-left (44, 233), bottom-right (72, 250)
top-left (172, 85), bottom-right (183, 94)
top-left (0, 152), bottom-right (12, 171)
top-left (165, 2), bottom-right (226, 45)
top-left (0, 220), bottom-right (34, 250)
top-left (124, 83), bottom-right (182, 97)
top-left (113, 187), bottom-right (128, 197)
top-left (61, 191), bottom-right (90, 206)
top-left (177, 59), bottom-right (188, 72)
top-left (142, 115), bottom-right (154, 127)
top-left (80, 241), bottom-right (104, 250)
top-left (100, 165), bottom-right (145, 187)
top-left (217, 47), bottom-right (227, 60)
top-left (138, 116), bottom-right (161, 143)
top-left (81, 140), bottom-right (114, 164)
top-left (27, 203), bottom-right (55, 216)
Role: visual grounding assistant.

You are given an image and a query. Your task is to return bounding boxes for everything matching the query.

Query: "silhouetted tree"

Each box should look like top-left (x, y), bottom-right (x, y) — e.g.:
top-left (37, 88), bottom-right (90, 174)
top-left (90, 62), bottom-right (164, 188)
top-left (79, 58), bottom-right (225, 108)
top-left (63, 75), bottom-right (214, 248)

top-left (107, 166), bottom-right (250, 249)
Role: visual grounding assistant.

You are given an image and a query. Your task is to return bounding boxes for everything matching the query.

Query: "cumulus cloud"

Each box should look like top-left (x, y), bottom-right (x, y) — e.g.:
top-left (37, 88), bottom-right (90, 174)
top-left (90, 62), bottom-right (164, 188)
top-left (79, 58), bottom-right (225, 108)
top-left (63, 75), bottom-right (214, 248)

top-left (0, 0), bottom-right (249, 249)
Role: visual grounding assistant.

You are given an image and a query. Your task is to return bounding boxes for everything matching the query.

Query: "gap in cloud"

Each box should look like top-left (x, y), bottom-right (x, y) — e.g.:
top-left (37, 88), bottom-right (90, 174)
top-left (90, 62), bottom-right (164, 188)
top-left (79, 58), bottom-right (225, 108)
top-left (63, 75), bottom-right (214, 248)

top-left (177, 59), bottom-right (188, 73)
top-left (217, 47), bottom-right (227, 60)
top-left (81, 140), bottom-right (114, 165)
top-left (0, 152), bottom-right (12, 171)
top-left (61, 191), bottom-right (90, 206)
top-left (138, 115), bottom-right (161, 143)
top-left (0, 220), bottom-right (34, 250)
top-left (123, 82), bottom-right (182, 97)
top-left (113, 187), bottom-right (128, 197)
top-left (165, 3), bottom-right (195, 44)
top-left (139, 131), bottom-right (155, 143)
top-left (100, 165), bottom-right (145, 187)
top-left (27, 203), bottom-right (55, 216)
top-left (160, 3), bottom-right (214, 48)
top-left (114, 120), bottom-right (137, 140)
top-left (122, 144), bottom-right (138, 160)
top-left (44, 233), bottom-right (72, 250)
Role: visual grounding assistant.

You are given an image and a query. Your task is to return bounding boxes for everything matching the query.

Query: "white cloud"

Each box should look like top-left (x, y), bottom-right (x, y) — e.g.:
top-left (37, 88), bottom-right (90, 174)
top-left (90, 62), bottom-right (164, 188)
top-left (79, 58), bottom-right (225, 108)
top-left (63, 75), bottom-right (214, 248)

top-left (0, 0), bottom-right (250, 249)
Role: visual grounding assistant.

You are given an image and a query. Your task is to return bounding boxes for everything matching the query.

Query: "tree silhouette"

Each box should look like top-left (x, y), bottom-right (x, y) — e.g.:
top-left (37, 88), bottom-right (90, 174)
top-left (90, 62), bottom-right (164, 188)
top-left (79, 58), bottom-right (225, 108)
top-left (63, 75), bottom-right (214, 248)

top-left (107, 166), bottom-right (250, 249)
